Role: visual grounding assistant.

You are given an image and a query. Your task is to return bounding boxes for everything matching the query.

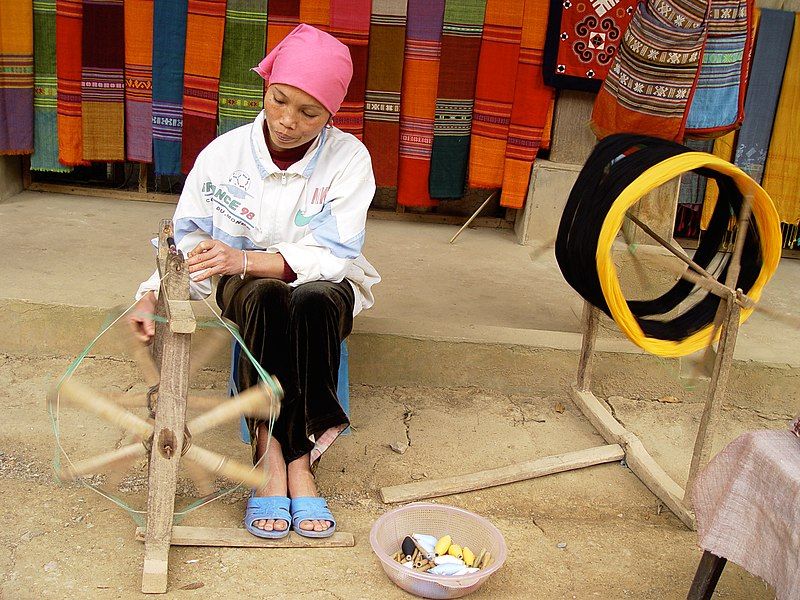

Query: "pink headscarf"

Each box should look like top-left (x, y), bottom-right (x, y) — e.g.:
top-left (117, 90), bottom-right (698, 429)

top-left (253, 24), bottom-right (353, 116)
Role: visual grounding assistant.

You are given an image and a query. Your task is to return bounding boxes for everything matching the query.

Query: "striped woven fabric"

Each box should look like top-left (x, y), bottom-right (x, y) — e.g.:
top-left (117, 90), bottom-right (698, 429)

top-left (218, 0), bottom-right (267, 136)
top-left (81, 0), bottom-right (125, 162)
top-left (152, 0), bottom-right (188, 176)
top-left (428, 0), bottom-right (486, 199)
top-left (500, 0), bottom-right (553, 209)
top-left (331, 1), bottom-right (371, 139)
top-left (180, 0), bottom-right (227, 174)
top-left (396, 0), bottom-right (445, 207)
top-left (124, 0), bottom-right (154, 162)
top-left (762, 13), bottom-right (800, 229)
top-left (267, 0), bottom-right (299, 53)
top-left (300, 0), bottom-right (330, 30)
top-left (685, 0), bottom-right (751, 136)
top-left (591, 0), bottom-right (708, 141)
top-left (467, 0), bottom-right (525, 189)
top-left (0, 0), bottom-right (34, 155)
top-left (32, 0), bottom-right (68, 170)
top-left (362, 0), bottom-right (407, 187)
top-left (56, 0), bottom-right (85, 165)
top-left (733, 9), bottom-right (793, 184)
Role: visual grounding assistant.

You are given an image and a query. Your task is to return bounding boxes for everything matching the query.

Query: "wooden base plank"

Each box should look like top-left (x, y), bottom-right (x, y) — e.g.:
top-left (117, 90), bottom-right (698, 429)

top-left (135, 526), bottom-right (355, 548)
top-left (380, 444), bottom-right (625, 504)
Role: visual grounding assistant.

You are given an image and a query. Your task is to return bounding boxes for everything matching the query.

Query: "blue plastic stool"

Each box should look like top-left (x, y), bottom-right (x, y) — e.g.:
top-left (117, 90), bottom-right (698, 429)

top-left (229, 339), bottom-right (350, 444)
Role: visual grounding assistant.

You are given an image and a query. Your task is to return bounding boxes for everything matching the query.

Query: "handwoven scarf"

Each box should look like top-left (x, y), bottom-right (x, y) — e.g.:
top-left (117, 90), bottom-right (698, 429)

top-left (500, 0), bottom-right (553, 209)
top-left (396, 0), bottom-right (445, 208)
top-left (678, 138), bottom-right (713, 205)
top-left (330, 0), bottom-right (371, 139)
top-left (267, 0), bottom-right (299, 53)
top-left (124, 0), bottom-right (154, 163)
top-left (591, 0), bottom-right (708, 142)
top-left (733, 9), bottom-right (794, 184)
top-left (428, 0), bottom-right (486, 199)
top-left (300, 0), bottom-right (329, 29)
top-left (218, 0), bottom-right (267, 136)
top-left (762, 13), bottom-right (800, 229)
top-left (152, 0), bottom-right (188, 176)
top-left (180, 0), bottom-right (227, 174)
top-left (362, 0), bottom-right (407, 187)
top-left (81, 0), bottom-right (125, 161)
top-left (542, 0), bottom-right (636, 92)
top-left (0, 0), bottom-right (34, 155)
top-left (700, 130), bottom-right (733, 230)
top-left (468, 0), bottom-right (525, 188)
top-left (32, 0), bottom-right (68, 170)
top-left (684, 0), bottom-right (752, 136)
top-left (56, 0), bottom-right (85, 165)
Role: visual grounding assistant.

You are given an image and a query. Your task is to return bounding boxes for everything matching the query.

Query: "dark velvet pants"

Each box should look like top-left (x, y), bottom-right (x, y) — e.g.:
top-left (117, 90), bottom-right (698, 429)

top-left (217, 276), bottom-right (354, 464)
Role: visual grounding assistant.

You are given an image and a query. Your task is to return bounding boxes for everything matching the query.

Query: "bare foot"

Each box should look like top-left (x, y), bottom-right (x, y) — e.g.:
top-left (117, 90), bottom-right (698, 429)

top-left (251, 426), bottom-right (289, 533)
top-left (288, 454), bottom-right (331, 532)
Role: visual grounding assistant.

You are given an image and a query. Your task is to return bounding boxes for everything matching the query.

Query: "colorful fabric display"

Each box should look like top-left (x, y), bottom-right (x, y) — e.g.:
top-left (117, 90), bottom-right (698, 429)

top-left (468, 0), bottom-right (525, 189)
top-left (362, 0), bottom-right (407, 187)
top-left (428, 0), bottom-right (486, 199)
top-left (396, 0), bottom-right (445, 207)
top-left (218, 0), bottom-right (267, 136)
top-left (0, 0), bottom-right (34, 155)
top-left (267, 0), bottom-right (300, 53)
top-left (330, 1), bottom-right (371, 138)
top-left (300, 0), bottom-right (329, 29)
top-left (684, 0), bottom-right (752, 136)
top-left (500, 0), bottom-right (553, 209)
top-left (81, 0), bottom-right (125, 162)
top-left (762, 13), bottom-right (800, 229)
top-left (733, 9), bottom-right (794, 184)
top-left (152, 0), bottom-right (188, 176)
top-left (542, 0), bottom-right (636, 92)
top-left (180, 0), bottom-right (227, 174)
top-left (124, 0), bottom-right (154, 163)
top-left (591, 0), bottom-right (708, 142)
top-left (32, 0), bottom-right (68, 170)
top-left (56, 0), bottom-right (85, 165)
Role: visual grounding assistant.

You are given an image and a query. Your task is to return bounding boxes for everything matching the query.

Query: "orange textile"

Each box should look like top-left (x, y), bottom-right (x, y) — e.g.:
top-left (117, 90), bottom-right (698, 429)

top-left (500, 0), bottom-right (553, 209)
top-left (56, 0), bottom-right (85, 165)
top-left (467, 0), bottom-right (525, 189)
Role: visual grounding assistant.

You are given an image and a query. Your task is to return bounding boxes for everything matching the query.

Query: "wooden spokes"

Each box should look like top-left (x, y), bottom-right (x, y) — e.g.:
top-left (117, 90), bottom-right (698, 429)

top-left (58, 442), bottom-right (146, 481)
top-left (187, 383), bottom-right (281, 437)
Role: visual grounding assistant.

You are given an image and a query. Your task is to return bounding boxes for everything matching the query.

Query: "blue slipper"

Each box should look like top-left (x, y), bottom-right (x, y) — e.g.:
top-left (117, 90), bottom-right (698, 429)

top-left (290, 496), bottom-right (337, 538)
top-left (244, 495), bottom-right (291, 539)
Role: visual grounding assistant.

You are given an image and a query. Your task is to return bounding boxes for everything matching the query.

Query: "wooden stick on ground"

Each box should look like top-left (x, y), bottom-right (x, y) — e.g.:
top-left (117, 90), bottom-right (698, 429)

top-left (135, 526), bottom-right (355, 548)
top-left (449, 192), bottom-right (497, 244)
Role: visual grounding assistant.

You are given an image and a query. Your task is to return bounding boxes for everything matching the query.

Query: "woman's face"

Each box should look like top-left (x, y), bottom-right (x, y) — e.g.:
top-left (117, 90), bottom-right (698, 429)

top-left (263, 83), bottom-right (331, 149)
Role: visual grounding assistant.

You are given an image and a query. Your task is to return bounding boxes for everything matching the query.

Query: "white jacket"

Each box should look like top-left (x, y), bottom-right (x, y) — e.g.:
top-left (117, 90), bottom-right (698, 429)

top-left (137, 111), bottom-right (380, 315)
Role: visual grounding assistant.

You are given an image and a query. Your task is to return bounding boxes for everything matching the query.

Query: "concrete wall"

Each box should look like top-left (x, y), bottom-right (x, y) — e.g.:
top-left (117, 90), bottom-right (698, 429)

top-left (0, 155), bottom-right (23, 202)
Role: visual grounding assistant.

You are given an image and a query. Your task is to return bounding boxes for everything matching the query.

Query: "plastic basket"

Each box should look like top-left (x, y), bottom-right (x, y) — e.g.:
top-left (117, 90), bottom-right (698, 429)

top-left (369, 502), bottom-right (507, 599)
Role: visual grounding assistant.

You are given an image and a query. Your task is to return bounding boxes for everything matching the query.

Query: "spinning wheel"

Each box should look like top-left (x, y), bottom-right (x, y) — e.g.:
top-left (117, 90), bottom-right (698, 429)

top-left (49, 220), bottom-right (351, 595)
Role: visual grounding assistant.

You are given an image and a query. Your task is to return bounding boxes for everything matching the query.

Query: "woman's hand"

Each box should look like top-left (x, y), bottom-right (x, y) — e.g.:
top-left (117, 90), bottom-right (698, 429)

top-left (186, 239), bottom-right (245, 282)
top-left (128, 291), bottom-right (157, 344)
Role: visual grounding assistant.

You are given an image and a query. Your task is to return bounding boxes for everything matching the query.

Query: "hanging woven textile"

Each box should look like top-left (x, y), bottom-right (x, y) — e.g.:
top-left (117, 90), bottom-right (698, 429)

top-left (500, 0), bottom-right (553, 209)
top-left (81, 0), bottom-right (125, 162)
top-left (218, 0), bottom-right (267, 136)
top-left (732, 9), bottom-right (794, 184)
top-left (32, 0), bottom-right (68, 171)
top-left (180, 0), bottom-right (227, 174)
top-left (0, 0), bottom-right (34, 155)
top-left (56, 0), bottom-right (85, 165)
top-left (591, 0), bottom-right (708, 142)
top-left (362, 0), bottom-right (407, 187)
top-left (700, 130), bottom-right (734, 230)
top-left (542, 0), bottom-right (636, 92)
top-left (684, 0), bottom-right (753, 137)
top-left (396, 0), bottom-right (445, 208)
top-left (124, 0), bottom-right (154, 163)
top-left (152, 0), bottom-right (188, 176)
top-left (267, 0), bottom-right (299, 53)
top-left (761, 13), bottom-right (800, 233)
top-left (556, 134), bottom-right (781, 357)
top-left (300, 0), bottom-right (329, 29)
top-left (468, 0), bottom-right (525, 189)
top-left (428, 0), bottom-right (486, 199)
top-left (330, 0), bottom-right (371, 139)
